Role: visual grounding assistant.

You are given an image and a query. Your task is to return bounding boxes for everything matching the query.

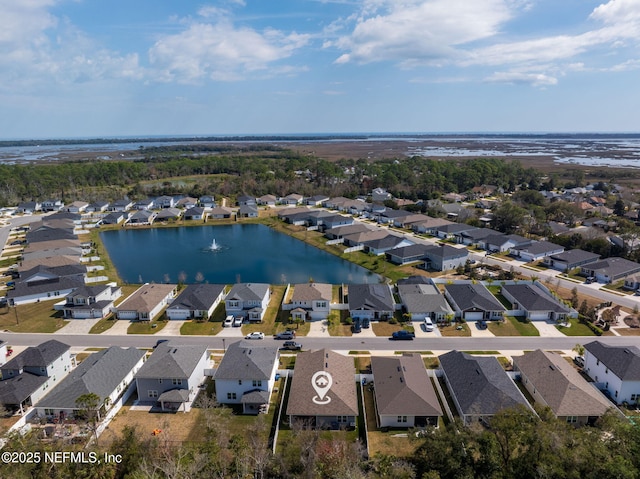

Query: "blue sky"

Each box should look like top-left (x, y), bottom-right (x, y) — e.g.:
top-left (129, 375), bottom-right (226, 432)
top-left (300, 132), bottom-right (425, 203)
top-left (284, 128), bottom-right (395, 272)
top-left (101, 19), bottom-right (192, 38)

top-left (1, 0), bottom-right (640, 138)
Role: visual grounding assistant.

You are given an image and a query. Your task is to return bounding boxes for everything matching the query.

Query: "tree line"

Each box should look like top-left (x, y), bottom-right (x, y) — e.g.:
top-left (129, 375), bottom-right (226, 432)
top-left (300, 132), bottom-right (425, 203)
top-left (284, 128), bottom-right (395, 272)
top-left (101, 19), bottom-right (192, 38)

top-left (2, 405), bottom-right (638, 479)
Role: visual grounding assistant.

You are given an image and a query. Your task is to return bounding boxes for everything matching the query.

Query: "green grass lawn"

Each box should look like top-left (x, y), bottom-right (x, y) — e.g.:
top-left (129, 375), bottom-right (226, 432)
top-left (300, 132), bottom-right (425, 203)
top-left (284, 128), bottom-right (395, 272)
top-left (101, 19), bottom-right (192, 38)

top-left (89, 315), bottom-right (118, 334)
top-left (0, 299), bottom-right (68, 333)
top-left (439, 322), bottom-right (471, 337)
top-left (242, 285), bottom-right (287, 336)
top-left (488, 316), bottom-right (540, 336)
top-left (180, 302), bottom-right (227, 335)
top-left (127, 319), bottom-right (167, 334)
top-left (327, 310), bottom-right (353, 336)
top-left (556, 317), bottom-right (598, 336)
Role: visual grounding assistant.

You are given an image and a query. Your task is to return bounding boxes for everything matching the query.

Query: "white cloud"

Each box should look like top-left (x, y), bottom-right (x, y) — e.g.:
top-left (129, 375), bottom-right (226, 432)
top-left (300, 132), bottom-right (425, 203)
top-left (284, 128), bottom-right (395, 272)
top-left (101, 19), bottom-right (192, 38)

top-left (330, 0), bottom-right (514, 65)
top-left (148, 18), bottom-right (310, 82)
top-left (485, 71), bottom-right (558, 86)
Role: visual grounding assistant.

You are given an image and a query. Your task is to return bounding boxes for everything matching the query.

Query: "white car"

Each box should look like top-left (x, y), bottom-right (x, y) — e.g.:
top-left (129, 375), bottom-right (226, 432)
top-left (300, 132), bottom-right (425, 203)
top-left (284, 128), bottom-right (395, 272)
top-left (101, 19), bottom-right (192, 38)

top-left (245, 332), bottom-right (265, 340)
top-left (424, 317), bottom-right (434, 332)
top-left (223, 315), bottom-right (234, 327)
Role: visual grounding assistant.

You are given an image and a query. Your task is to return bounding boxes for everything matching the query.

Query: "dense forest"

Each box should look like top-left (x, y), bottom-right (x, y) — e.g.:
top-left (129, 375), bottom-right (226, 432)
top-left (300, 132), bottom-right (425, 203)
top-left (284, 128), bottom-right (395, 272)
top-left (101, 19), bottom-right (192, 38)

top-left (2, 406), bottom-right (639, 479)
top-left (0, 145), bottom-right (541, 206)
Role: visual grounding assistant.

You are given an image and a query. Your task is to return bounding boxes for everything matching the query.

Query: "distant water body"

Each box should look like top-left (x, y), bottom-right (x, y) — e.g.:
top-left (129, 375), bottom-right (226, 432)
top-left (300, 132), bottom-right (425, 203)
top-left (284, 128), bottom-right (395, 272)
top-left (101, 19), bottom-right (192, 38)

top-left (2, 133), bottom-right (640, 167)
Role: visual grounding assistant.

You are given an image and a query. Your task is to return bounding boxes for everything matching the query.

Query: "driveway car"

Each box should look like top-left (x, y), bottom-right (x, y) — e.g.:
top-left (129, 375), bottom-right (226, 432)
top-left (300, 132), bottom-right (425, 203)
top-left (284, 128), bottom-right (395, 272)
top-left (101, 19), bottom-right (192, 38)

top-left (391, 330), bottom-right (415, 340)
top-left (233, 316), bottom-right (243, 327)
top-left (274, 331), bottom-right (296, 340)
top-left (223, 315), bottom-right (234, 327)
top-left (245, 332), bottom-right (265, 340)
top-left (281, 341), bottom-right (302, 351)
top-left (424, 317), bottom-right (434, 332)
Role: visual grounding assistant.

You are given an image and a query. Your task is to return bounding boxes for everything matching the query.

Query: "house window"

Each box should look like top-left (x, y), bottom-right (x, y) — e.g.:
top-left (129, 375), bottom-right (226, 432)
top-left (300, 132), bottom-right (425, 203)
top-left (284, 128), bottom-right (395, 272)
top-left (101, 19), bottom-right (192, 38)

top-left (158, 379), bottom-right (163, 384)
top-left (238, 380), bottom-right (242, 385)
top-left (45, 409), bottom-right (54, 416)
top-left (317, 302), bottom-right (327, 308)
top-left (615, 391), bottom-right (618, 398)
top-left (397, 416), bottom-right (408, 423)
top-left (597, 359), bottom-right (600, 366)
top-left (252, 380), bottom-right (262, 387)
top-left (567, 416), bottom-right (577, 424)
top-left (337, 416), bottom-right (348, 423)
top-left (228, 301), bottom-right (240, 308)
top-left (172, 379), bottom-right (182, 385)
top-left (148, 391), bottom-right (158, 398)
top-left (227, 393), bottom-right (237, 400)
top-left (605, 368), bottom-right (609, 374)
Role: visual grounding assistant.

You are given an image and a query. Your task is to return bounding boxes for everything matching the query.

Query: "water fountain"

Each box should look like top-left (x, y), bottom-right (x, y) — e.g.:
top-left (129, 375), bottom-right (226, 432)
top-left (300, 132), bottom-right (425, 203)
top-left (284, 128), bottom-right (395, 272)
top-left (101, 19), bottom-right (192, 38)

top-left (209, 238), bottom-right (221, 251)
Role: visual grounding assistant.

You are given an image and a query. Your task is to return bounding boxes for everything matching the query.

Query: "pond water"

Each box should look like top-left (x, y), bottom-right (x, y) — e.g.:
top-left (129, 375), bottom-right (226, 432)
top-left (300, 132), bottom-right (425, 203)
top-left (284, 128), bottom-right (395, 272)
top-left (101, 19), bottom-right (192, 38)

top-left (100, 224), bottom-right (379, 285)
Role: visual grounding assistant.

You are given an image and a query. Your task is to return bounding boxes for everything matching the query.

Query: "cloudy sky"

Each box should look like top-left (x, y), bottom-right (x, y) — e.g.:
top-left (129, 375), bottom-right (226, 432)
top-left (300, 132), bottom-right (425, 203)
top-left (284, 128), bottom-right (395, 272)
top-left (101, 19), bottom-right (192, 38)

top-left (1, 0), bottom-right (640, 138)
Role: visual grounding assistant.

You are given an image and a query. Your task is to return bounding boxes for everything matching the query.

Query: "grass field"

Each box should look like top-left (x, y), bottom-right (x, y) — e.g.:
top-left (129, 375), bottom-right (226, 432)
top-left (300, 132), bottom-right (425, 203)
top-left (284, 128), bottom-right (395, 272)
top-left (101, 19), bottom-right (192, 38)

top-left (488, 315), bottom-right (540, 336)
top-left (556, 317), bottom-right (598, 336)
top-left (0, 299), bottom-right (67, 333)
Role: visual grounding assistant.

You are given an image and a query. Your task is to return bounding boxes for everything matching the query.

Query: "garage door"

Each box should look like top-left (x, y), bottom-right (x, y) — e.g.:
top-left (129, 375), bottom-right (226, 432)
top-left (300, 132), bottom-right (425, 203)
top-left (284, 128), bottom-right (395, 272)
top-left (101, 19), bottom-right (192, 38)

top-left (463, 311), bottom-right (484, 321)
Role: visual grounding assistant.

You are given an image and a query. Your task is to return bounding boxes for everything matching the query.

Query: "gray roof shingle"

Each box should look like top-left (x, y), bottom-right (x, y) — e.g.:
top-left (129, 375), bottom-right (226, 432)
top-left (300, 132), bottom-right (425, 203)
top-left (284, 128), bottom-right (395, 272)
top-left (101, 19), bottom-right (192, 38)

top-left (584, 341), bottom-right (640, 380)
top-left (214, 341), bottom-right (278, 381)
top-left (136, 343), bottom-right (208, 379)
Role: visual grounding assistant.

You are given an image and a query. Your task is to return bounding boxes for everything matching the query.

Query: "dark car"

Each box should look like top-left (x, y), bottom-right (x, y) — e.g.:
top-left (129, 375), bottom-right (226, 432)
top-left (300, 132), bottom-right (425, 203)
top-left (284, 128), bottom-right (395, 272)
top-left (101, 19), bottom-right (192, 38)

top-left (477, 320), bottom-right (487, 330)
top-left (362, 318), bottom-right (370, 329)
top-left (351, 318), bottom-right (362, 334)
top-left (391, 330), bottom-right (415, 341)
top-left (274, 331), bottom-right (296, 340)
top-left (281, 341), bottom-right (302, 351)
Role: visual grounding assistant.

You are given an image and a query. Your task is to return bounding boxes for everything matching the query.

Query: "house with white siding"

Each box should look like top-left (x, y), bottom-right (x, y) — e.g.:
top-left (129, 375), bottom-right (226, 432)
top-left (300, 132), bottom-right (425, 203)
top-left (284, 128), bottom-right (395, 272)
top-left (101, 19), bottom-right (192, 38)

top-left (224, 283), bottom-right (271, 322)
top-left (583, 341), bottom-right (640, 405)
top-left (116, 283), bottom-right (177, 321)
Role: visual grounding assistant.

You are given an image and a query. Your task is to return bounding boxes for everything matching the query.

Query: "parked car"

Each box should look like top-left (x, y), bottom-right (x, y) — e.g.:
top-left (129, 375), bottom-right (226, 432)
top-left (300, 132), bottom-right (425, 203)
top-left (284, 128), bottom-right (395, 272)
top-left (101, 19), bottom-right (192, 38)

top-left (281, 341), bottom-right (302, 351)
top-left (362, 318), bottom-right (370, 329)
top-left (223, 315), bottom-right (234, 327)
top-left (574, 356), bottom-right (585, 368)
top-left (351, 318), bottom-right (362, 334)
top-left (274, 330), bottom-right (296, 340)
top-left (233, 316), bottom-right (243, 327)
top-left (245, 332), bottom-right (265, 340)
top-left (391, 330), bottom-right (415, 341)
top-left (477, 320), bottom-right (487, 330)
top-left (424, 317), bottom-right (434, 332)
top-left (585, 276), bottom-right (596, 284)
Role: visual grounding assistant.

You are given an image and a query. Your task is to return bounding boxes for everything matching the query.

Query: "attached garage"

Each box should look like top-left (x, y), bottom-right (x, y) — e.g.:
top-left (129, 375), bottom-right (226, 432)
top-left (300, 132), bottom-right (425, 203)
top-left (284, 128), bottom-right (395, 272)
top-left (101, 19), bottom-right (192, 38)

top-left (463, 311), bottom-right (484, 321)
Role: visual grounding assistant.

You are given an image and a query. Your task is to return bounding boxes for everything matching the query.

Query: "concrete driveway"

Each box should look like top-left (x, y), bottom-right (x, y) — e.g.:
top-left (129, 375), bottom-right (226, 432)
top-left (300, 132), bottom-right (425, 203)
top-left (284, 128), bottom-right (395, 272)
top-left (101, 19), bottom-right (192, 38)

top-left (413, 320), bottom-right (442, 338)
top-left (307, 319), bottom-right (330, 337)
top-left (467, 320), bottom-right (495, 338)
top-left (532, 320), bottom-right (565, 337)
top-left (55, 318), bottom-right (102, 335)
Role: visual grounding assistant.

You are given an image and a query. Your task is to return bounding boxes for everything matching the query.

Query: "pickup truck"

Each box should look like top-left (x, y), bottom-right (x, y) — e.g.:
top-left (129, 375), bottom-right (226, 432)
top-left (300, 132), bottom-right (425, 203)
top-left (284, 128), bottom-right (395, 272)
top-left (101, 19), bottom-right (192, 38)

top-left (281, 341), bottom-right (302, 351)
top-left (391, 330), bottom-right (415, 341)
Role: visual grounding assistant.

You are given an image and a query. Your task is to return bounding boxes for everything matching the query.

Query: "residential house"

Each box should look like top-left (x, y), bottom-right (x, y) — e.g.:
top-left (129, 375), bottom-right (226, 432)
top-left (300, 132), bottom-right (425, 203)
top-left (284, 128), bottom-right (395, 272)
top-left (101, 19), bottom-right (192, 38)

top-left (371, 354), bottom-right (442, 428)
top-left (398, 283), bottom-right (453, 322)
top-left (386, 244), bottom-right (430, 265)
top-left (155, 196), bottom-right (175, 209)
top-left (543, 249), bottom-right (601, 272)
top-left (199, 195), bottom-right (216, 208)
top-left (342, 229), bottom-right (388, 248)
top-left (583, 341), bottom-right (640, 405)
top-left (17, 201), bottom-right (41, 214)
top-left (183, 206), bottom-right (207, 221)
top-left (361, 234), bottom-right (414, 256)
top-left (57, 284), bottom-right (122, 319)
top-left (155, 208), bottom-right (182, 222)
top-left (115, 283), bottom-right (177, 321)
top-left (624, 274), bottom-right (640, 291)
top-left (510, 241), bottom-right (565, 262)
top-left (109, 199), bottom-right (133, 212)
top-left (237, 195), bottom-right (257, 206)
top-left (439, 350), bottom-right (533, 426)
top-left (287, 349), bottom-right (358, 429)
top-left (208, 207), bottom-right (233, 219)
top-left (0, 340), bottom-right (7, 368)
top-left (281, 194), bottom-right (303, 205)
top-left (456, 227), bottom-right (495, 246)
top-left (434, 223), bottom-right (476, 240)
top-left (135, 343), bottom-right (210, 413)
top-left (324, 224), bottom-right (372, 241)
top-left (348, 283), bottom-right (395, 321)
top-left (257, 194), bottom-right (277, 207)
top-left (166, 284), bottom-right (226, 320)
top-left (423, 244), bottom-right (469, 271)
top-left (238, 205), bottom-right (259, 218)
top-left (101, 212), bottom-right (126, 225)
top-left (514, 350), bottom-right (613, 426)
top-left (411, 217), bottom-right (454, 235)
top-left (127, 210), bottom-right (156, 225)
top-left (318, 214), bottom-right (354, 230)
top-left (35, 346), bottom-right (145, 420)
top-left (0, 340), bottom-right (72, 415)
top-left (392, 213), bottom-right (431, 229)
top-left (501, 283), bottom-right (575, 321)
top-left (443, 283), bottom-right (505, 321)
top-left (6, 264), bottom-right (87, 306)
top-left (306, 195), bottom-right (330, 206)
top-left (87, 201), bottom-right (109, 213)
top-left (580, 257), bottom-right (640, 284)
top-left (372, 187), bottom-right (392, 203)
top-left (224, 283), bottom-right (271, 322)
top-left (324, 196), bottom-right (351, 210)
top-left (283, 283), bottom-right (332, 321)
top-left (41, 199), bottom-right (64, 212)
top-left (214, 341), bottom-right (279, 414)
top-left (481, 233), bottom-right (532, 253)
top-left (133, 198), bottom-right (155, 211)
top-left (176, 197), bottom-right (198, 209)
top-left (65, 201), bottom-right (89, 214)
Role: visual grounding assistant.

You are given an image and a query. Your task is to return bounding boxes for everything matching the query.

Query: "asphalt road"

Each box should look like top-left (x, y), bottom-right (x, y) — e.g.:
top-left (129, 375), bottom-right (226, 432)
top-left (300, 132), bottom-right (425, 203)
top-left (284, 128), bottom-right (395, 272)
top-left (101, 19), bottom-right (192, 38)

top-left (3, 332), bottom-right (640, 351)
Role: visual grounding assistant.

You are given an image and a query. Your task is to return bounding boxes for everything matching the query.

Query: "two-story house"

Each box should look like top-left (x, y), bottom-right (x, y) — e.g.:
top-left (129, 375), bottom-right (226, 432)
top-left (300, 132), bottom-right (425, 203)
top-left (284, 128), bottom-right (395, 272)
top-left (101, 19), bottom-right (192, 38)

top-left (224, 283), bottom-right (271, 322)
top-left (57, 284), bottom-right (122, 319)
top-left (283, 283), bottom-right (332, 321)
top-left (583, 341), bottom-right (640, 405)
